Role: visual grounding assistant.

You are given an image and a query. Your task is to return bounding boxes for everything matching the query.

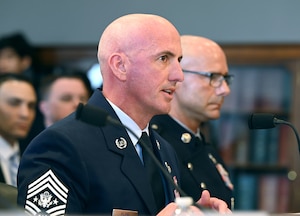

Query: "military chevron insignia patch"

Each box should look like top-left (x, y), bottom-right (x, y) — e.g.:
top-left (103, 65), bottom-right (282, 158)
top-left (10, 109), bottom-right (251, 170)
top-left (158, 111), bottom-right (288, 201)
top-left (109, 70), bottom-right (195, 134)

top-left (25, 169), bottom-right (69, 216)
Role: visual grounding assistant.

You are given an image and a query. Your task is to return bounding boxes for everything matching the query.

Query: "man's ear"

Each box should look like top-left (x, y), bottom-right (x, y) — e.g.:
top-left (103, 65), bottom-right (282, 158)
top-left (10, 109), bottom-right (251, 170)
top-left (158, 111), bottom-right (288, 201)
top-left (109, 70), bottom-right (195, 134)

top-left (109, 53), bottom-right (127, 81)
top-left (39, 101), bottom-right (48, 116)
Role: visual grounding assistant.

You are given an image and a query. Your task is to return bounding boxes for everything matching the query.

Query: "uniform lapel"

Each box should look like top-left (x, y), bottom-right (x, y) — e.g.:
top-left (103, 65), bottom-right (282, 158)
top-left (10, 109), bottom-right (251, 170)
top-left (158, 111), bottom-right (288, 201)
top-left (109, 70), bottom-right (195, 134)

top-left (103, 123), bottom-right (158, 213)
top-left (87, 91), bottom-right (163, 213)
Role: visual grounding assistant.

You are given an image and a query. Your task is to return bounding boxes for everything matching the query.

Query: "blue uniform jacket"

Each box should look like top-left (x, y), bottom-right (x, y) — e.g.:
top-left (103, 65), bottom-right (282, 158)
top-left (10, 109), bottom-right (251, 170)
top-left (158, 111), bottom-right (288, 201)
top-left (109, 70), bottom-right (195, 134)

top-left (17, 90), bottom-right (181, 216)
top-left (150, 114), bottom-right (234, 209)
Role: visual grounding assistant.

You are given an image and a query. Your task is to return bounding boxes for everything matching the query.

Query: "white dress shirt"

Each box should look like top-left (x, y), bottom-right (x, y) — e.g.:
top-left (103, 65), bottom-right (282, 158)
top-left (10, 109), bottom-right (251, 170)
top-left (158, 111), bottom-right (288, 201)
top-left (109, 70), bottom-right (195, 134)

top-left (0, 136), bottom-right (20, 186)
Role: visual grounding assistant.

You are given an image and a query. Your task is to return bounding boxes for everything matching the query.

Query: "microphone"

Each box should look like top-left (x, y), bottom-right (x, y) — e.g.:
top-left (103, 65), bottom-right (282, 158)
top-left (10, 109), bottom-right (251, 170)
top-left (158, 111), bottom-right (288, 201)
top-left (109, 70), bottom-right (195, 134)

top-left (248, 113), bottom-right (277, 129)
top-left (248, 113), bottom-right (300, 153)
top-left (75, 102), bottom-right (119, 127)
top-left (75, 103), bottom-right (208, 210)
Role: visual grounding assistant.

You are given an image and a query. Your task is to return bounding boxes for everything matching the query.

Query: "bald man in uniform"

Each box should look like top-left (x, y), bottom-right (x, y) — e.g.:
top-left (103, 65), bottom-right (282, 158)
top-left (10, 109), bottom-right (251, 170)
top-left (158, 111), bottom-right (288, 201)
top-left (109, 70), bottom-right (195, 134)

top-left (17, 16), bottom-right (231, 216)
top-left (151, 35), bottom-right (234, 209)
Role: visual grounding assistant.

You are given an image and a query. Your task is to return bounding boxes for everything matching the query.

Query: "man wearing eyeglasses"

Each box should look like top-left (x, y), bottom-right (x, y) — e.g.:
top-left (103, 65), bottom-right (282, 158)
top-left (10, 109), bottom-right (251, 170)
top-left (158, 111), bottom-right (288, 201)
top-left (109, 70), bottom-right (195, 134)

top-left (150, 35), bottom-right (234, 209)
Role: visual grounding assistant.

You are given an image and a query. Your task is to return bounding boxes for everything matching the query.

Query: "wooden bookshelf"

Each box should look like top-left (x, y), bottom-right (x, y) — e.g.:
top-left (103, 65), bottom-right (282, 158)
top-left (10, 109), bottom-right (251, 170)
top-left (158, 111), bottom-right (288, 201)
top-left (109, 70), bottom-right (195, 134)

top-left (222, 44), bottom-right (300, 65)
top-left (219, 45), bottom-right (300, 213)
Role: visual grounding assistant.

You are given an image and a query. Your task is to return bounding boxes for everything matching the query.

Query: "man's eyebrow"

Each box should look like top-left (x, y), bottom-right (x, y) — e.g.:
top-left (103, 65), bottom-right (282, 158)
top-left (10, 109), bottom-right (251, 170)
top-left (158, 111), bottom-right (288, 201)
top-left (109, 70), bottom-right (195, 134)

top-left (157, 50), bottom-right (179, 58)
top-left (163, 51), bottom-right (176, 56)
top-left (8, 97), bottom-right (22, 101)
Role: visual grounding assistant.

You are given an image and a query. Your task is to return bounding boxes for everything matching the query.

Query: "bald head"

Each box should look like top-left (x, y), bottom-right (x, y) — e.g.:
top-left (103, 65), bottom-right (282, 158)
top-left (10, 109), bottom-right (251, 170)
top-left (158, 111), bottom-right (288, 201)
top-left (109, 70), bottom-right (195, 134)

top-left (98, 14), bottom-right (181, 78)
top-left (169, 35), bottom-right (230, 129)
top-left (180, 35), bottom-right (227, 72)
top-left (95, 13), bottom-right (183, 128)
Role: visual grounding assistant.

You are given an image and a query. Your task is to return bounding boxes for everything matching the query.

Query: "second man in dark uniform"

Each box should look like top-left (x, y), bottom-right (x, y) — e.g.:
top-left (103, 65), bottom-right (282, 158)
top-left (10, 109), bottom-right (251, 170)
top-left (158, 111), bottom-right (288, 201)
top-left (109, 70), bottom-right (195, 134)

top-left (151, 35), bottom-right (234, 209)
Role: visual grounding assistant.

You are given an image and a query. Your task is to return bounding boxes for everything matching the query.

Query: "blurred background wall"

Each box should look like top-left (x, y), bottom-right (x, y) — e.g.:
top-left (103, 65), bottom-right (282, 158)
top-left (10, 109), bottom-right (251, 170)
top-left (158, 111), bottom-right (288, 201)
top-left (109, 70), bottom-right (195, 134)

top-left (1, 0), bottom-right (300, 46)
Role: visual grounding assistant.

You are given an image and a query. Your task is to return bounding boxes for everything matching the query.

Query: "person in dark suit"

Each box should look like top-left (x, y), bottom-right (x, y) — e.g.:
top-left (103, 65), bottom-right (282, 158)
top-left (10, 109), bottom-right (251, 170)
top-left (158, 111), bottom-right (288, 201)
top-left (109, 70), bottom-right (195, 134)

top-left (151, 35), bottom-right (235, 209)
top-left (38, 71), bottom-right (92, 128)
top-left (17, 14), bottom-right (231, 216)
top-left (0, 32), bottom-right (48, 152)
top-left (0, 74), bottom-right (37, 187)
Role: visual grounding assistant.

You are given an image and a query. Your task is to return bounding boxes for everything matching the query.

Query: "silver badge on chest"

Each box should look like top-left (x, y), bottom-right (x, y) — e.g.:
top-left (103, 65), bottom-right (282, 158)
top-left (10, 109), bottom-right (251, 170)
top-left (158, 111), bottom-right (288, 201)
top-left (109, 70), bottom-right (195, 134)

top-left (115, 137), bottom-right (127, 149)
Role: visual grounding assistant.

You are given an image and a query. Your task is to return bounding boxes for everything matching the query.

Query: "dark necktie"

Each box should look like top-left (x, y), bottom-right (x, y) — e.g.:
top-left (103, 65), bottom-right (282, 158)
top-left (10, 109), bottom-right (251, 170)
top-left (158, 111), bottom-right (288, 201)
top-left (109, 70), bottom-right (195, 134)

top-left (139, 132), bottom-right (165, 212)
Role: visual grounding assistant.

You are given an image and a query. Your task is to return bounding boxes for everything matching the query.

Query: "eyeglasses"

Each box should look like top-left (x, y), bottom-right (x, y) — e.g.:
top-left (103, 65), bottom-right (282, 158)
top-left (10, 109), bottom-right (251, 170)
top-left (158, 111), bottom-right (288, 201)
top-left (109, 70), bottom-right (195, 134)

top-left (182, 69), bottom-right (234, 88)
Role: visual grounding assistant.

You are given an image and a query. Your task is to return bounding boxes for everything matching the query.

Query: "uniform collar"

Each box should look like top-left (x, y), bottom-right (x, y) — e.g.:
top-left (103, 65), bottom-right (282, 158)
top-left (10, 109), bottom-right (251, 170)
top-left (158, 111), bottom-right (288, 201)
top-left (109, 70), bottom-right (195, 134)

top-left (170, 116), bottom-right (201, 138)
top-left (107, 99), bottom-right (149, 146)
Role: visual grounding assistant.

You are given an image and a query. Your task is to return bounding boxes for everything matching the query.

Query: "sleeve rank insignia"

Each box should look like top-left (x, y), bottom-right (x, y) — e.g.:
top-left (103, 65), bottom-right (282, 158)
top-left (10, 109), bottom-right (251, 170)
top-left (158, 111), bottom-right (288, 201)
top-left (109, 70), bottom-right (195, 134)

top-left (24, 169), bottom-right (69, 216)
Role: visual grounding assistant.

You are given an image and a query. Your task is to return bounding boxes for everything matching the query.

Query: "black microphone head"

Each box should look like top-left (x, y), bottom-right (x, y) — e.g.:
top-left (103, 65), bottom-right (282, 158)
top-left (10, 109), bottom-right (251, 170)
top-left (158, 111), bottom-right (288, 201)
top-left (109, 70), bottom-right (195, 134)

top-left (248, 113), bottom-right (276, 129)
top-left (75, 103), bottom-right (84, 120)
top-left (75, 103), bottom-right (109, 127)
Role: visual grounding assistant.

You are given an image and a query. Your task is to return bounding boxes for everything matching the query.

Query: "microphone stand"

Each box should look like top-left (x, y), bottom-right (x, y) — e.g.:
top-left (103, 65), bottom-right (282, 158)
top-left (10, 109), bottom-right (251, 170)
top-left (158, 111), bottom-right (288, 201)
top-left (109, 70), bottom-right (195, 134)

top-left (274, 118), bottom-right (300, 153)
top-left (248, 113), bottom-right (300, 154)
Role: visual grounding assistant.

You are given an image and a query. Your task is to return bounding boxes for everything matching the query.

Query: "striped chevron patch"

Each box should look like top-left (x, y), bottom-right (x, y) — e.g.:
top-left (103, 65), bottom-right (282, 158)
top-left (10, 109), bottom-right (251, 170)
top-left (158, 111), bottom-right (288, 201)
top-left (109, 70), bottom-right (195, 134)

top-left (24, 169), bottom-right (69, 216)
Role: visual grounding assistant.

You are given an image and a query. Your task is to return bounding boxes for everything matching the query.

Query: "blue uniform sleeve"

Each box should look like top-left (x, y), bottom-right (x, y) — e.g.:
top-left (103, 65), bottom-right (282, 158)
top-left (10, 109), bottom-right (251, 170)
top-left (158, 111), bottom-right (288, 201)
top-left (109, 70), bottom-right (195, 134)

top-left (17, 128), bottom-right (89, 215)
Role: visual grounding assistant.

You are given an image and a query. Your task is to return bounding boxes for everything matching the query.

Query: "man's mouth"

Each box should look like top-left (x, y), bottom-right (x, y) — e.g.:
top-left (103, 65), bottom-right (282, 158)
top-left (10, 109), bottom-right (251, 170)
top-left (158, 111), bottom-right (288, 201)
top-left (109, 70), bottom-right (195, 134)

top-left (163, 89), bottom-right (173, 95)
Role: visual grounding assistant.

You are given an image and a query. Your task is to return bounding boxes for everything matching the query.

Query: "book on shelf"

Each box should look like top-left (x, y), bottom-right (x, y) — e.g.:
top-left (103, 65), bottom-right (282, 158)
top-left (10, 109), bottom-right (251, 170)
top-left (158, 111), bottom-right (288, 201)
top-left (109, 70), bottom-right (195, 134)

top-left (210, 115), bottom-right (249, 165)
top-left (249, 129), bottom-right (269, 164)
top-left (248, 126), bottom-right (287, 165)
top-left (236, 68), bottom-right (258, 112)
top-left (276, 175), bottom-right (290, 213)
top-left (255, 67), bottom-right (289, 112)
top-left (258, 174), bottom-right (290, 213)
top-left (265, 127), bottom-right (280, 165)
top-left (259, 174), bottom-right (279, 213)
top-left (235, 173), bottom-right (290, 213)
top-left (278, 125), bottom-right (291, 166)
top-left (234, 173), bottom-right (258, 210)
top-left (224, 66), bottom-right (291, 113)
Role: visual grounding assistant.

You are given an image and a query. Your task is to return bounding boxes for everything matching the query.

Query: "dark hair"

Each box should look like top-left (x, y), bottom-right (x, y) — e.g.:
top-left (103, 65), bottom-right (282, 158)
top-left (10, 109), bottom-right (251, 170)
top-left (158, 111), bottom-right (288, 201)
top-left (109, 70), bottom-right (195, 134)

top-left (39, 71), bottom-right (93, 100)
top-left (0, 32), bottom-right (33, 58)
top-left (0, 73), bottom-right (35, 87)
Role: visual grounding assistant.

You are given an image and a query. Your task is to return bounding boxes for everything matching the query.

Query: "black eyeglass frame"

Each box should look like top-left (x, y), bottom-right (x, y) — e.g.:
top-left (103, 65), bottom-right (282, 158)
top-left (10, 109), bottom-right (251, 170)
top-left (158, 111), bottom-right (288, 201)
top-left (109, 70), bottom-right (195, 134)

top-left (182, 69), bottom-right (234, 88)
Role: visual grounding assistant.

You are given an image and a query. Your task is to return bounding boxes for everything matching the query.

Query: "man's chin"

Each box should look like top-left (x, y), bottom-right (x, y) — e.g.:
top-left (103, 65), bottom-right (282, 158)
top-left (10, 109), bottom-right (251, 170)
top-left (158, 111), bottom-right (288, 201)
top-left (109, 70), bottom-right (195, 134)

top-left (208, 112), bottom-right (221, 120)
top-left (15, 132), bottom-right (29, 140)
top-left (155, 105), bottom-right (171, 116)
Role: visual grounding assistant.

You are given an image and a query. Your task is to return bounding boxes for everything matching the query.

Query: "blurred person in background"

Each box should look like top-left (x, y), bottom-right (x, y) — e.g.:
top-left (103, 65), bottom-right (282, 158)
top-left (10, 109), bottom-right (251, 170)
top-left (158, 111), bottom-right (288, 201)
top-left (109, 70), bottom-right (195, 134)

top-left (0, 32), bottom-right (45, 89)
top-left (0, 74), bottom-right (36, 187)
top-left (38, 71), bottom-right (92, 128)
top-left (0, 33), bottom-right (33, 74)
top-left (151, 35), bottom-right (234, 209)
top-left (0, 32), bottom-right (47, 149)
